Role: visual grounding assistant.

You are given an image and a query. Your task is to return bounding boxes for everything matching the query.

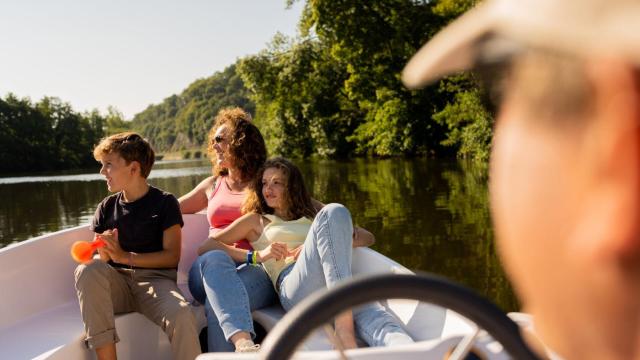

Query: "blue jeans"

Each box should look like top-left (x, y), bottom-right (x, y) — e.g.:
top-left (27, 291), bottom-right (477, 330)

top-left (278, 203), bottom-right (414, 347)
top-left (189, 250), bottom-right (277, 352)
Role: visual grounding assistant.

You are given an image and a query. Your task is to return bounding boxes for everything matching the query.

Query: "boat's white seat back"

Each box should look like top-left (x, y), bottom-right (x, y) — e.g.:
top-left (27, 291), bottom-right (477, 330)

top-left (351, 247), bottom-right (472, 342)
top-left (0, 213), bottom-right (210, 330)
top-left (178, 214), bottom-right (210, 302)
top-left (0, 215), bottom-right (209, 360)
top-left (0, 225), bottom-right (93, 329)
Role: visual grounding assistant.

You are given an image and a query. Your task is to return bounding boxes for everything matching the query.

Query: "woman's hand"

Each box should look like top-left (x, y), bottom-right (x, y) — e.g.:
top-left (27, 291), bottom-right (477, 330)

top-left (98, 229), bottom-right (128, 264)
top-left (257, 242), bottom-right (288, 262)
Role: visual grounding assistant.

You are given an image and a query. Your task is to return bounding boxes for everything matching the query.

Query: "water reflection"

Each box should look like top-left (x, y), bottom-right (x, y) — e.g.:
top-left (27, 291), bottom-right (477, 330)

top-left (0, 159), bottom-right (517, 311)
top-left (297, 158), bottom-right (517, 311)
top-left (0, 160), bottom-right (210, 184)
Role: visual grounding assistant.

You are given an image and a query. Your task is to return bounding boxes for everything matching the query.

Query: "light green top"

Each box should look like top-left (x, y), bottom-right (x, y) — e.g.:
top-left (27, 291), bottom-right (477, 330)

top-left (251, 214), bottom-right (312, 287)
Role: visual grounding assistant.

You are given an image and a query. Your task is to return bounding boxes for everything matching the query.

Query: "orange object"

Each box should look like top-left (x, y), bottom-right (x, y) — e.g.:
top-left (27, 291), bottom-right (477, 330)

top-left (70, 239), bottom-right (105, 263)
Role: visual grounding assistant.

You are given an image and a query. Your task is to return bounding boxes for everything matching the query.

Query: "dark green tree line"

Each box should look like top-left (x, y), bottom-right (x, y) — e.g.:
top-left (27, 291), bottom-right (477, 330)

top-left (0, 94), bottom-right (127, 174)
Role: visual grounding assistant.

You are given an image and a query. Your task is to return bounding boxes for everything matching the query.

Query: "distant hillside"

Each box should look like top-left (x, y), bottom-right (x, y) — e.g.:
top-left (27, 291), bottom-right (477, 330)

top-left (131, 63), bottom-right (254, 153)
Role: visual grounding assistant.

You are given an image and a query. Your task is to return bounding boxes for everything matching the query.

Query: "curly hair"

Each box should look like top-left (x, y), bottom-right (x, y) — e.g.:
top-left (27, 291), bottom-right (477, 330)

top-left (93, 132), bottom-right (155, 178)
top-left (243, 157), bottom-right (317, 221)
top-left (207, 107), bottom-right (267, 183)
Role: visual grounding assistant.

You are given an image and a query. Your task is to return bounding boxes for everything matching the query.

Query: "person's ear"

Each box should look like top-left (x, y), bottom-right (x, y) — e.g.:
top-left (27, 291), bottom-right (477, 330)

top-left (579, 59), bottom-right (640, 259)
top-left (130, 161), bottom-right (141, 176)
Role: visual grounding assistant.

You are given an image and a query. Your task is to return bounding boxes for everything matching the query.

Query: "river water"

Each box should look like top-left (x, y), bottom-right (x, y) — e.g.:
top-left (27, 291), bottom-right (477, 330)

top-left (0, 158), bottom-right (518, 311)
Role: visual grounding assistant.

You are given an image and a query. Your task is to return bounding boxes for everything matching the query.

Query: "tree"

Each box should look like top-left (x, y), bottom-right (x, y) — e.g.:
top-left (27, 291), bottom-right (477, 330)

top-left (104, 106), bottom-right (130, 135)
top-left (0, 94), bottom-right (104, 173)
top-left (239, 35), bottom-right (357, 157)
top-left (241, 0), bottom-right (486, 158)
top-left (130, 64), bottom-right (254, 153)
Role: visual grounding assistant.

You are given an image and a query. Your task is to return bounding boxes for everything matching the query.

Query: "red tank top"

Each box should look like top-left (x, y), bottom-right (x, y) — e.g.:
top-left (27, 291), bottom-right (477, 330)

top-left (206, 176), bottom-right (252, 250)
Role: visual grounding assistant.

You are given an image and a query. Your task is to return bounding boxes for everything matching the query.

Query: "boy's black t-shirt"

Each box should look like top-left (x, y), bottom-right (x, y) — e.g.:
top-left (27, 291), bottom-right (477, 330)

top-left (90, 186), bottom-right (184, 268)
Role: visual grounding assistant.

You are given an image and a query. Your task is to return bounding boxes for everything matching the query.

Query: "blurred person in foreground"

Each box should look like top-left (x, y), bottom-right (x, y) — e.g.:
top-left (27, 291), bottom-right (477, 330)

top-left (403, 0), bottom-right (640, 359)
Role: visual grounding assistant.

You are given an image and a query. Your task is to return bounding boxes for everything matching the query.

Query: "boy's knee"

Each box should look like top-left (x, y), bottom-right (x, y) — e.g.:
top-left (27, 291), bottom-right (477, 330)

top-left (74, 260), bottom-right (109, 287)
top-left (165, 303), bottom-right (198, 335)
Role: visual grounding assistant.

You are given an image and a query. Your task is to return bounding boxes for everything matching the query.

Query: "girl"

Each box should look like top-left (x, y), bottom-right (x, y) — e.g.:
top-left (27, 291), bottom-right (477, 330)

top-left (191, 157), bottom-right (413, 352)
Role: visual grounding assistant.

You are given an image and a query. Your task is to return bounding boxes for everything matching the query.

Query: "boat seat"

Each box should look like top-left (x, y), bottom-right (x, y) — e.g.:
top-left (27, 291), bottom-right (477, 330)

top-left (0, 302), bottom-right (88, 360)
top-left (0, 300), bottom-right (207, 360)
top-left (251, 304), bottom-right (285, 331)
top-left (251, 304), bottom-right (334, 351)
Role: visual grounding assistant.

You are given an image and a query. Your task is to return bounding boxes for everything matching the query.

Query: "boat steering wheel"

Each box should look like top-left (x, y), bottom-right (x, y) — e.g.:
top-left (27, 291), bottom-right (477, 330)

top-left (259, 273), bottom-right (541, 360)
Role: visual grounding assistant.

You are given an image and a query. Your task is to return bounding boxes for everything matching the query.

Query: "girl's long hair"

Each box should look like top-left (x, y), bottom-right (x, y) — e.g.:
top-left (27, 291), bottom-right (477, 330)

top-left (243, 157), bottom-right (317, 220)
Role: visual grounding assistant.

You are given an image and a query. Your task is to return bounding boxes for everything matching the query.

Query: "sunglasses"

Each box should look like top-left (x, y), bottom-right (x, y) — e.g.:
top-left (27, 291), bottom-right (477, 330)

top-left (213, 135), bottom-right (226, 144)
top-left (472, 35), bottom-right (524, 116)
top-left (475, 61), bottom-right (511, 117)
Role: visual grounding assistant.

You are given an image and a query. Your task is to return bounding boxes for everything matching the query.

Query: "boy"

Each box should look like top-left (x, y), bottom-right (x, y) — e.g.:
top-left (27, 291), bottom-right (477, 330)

top-left (74, 132), bottom-right (200, 360)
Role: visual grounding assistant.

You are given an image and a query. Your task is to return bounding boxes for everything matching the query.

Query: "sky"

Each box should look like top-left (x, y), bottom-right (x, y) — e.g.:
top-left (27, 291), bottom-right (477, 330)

top-left (0, 0), bottom-right (305, 119)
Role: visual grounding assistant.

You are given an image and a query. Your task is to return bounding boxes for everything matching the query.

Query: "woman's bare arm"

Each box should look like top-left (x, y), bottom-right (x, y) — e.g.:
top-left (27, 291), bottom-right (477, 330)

top-left (179, 176), bottom-right (215, 214)
top-left (197, 213), bottom-right (261, 255)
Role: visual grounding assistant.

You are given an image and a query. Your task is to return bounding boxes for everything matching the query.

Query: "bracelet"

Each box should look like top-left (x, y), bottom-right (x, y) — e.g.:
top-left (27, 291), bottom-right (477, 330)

top-left (252, 250), bottom-right (258, 265)
top-left (247, 250), bottom-right (253, 266)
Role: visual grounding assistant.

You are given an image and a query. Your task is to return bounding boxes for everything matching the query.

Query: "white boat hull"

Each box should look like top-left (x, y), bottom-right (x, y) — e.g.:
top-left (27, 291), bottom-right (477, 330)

top-left (0, 213), bottom-right (525, 359)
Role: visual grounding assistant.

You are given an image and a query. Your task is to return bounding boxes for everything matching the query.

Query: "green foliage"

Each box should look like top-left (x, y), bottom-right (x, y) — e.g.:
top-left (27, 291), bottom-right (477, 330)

top-left (238, 35), bottom-right (357, 157)
top-left (130, 64), bottom-right (254, 153)
top-left (0, 94), bottom-right (108, 173)
top-left (349, 89), bottom-right (411, 156)
top-left (432, 0), bottom-right (479, 18)
top-left (237, 0), bottom-right (489, 159)
top-left (433, 74), bottom-right (493, 161)
top-left (103, 106), bottom-right (130, 134)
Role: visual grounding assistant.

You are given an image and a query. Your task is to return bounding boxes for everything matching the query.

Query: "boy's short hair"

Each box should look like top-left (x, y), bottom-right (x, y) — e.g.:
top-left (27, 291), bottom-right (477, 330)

top-left (93, 132), bottom-right (155, 178)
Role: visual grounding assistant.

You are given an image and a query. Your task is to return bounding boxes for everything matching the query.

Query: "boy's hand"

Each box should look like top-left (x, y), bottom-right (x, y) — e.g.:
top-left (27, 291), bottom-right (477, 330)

top-left (98, 229), bottom-right (127, 264)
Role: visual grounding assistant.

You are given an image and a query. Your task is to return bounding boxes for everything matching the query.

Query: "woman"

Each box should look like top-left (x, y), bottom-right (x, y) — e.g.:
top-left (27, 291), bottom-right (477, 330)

top-left (194, 157), bottom-right (414, 352)
top-left (179, 107), bottom-right (277, 352)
